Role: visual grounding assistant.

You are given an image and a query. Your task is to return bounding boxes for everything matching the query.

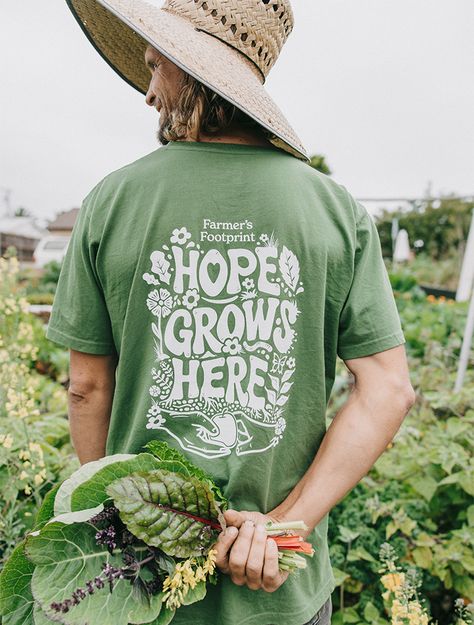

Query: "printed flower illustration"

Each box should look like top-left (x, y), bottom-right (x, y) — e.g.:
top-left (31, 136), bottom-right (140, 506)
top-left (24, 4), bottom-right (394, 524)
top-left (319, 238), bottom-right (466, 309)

top-left (286, 357), bottom-right (296, 369)
top-left (149, 385), bottom-right (161, 397)
top-left (147, 288), bottom-right (174, 318)
top-left (259, 233), bottom-right (269, 245)
top-left (142, 272), bottom-right (159, 286)
top-left (222, 337), bottom-right (243, 355)
top-left (171, 227), bottom-right (192, 245)
top-left (242, 277), bottom-right (254, 290)
top-left (275, 417), bottom-right (286, 436)
top-left (146, 413), bottom-right (165, 429)
top-left (183, 288), bottom-right (200, 310)
top-left (148, 404), bottom-right (161, 417)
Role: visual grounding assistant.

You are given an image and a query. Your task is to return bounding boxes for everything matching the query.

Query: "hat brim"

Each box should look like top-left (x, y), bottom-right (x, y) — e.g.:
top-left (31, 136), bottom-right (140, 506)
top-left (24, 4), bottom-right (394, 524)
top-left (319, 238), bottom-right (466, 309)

top-left (66, 0), bottom-right (309, 162)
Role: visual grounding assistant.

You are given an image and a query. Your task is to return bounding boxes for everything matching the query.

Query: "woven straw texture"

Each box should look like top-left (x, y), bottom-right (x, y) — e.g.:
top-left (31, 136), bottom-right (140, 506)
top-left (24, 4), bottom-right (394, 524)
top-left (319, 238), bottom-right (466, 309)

top-left (67, 0), bottom-right (309, 161)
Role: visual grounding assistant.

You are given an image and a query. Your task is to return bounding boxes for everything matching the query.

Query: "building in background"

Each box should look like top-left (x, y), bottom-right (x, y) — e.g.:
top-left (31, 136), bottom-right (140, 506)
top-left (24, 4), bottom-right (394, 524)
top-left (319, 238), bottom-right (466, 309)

top-left (0, 216), bottom-right (46, 262)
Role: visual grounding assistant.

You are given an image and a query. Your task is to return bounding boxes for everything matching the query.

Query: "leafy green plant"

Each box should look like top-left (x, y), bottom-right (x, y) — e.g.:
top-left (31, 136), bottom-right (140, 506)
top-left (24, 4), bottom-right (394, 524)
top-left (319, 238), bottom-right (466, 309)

top-left (0, 443), bottom-right (315, 624)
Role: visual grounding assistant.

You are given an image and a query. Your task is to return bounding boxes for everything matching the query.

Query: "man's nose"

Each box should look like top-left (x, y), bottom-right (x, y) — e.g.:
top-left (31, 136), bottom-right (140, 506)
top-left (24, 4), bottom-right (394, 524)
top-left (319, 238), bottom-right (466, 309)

top-left (145, 86), bottom-right (156, 107)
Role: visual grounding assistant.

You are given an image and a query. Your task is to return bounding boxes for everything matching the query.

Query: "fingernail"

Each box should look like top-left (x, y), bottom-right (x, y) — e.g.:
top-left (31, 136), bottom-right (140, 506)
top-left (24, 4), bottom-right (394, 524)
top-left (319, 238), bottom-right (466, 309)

top-left (226, 526), bottom-right (238, 536)
top-left (256, 524), bottom-right (265, 533)
top-left (245, 520), bottom-right (254, 527)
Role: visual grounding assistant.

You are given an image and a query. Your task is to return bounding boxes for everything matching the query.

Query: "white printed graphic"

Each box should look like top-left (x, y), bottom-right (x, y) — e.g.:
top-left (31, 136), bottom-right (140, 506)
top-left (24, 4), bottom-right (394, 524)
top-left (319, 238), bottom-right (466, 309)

top-left (142, 220), bottom-right (304, 459)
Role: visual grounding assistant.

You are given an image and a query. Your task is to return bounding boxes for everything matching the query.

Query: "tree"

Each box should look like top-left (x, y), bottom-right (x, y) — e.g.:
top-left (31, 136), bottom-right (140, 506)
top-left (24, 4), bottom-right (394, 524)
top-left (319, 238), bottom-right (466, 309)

top-left (308, 154), bottom-right (332, 175)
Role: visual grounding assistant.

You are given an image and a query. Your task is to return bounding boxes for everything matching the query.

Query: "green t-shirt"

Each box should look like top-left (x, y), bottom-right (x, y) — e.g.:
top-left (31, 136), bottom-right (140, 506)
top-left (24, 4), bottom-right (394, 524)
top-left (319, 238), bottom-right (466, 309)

top-left (46, 140), bottom-right (405, 625)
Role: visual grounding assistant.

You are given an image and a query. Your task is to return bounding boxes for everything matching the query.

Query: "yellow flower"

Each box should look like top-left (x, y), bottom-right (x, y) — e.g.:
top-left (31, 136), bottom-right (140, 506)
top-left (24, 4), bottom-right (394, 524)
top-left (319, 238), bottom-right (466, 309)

top-left (1, 434), bottom-right (14, 449)
top-left (19, 471), bottom-right (28, 481)
top-left (29, 442), bottom-right (43, 456)
top-left (34, 472), bottom-right (45, 486)
top-left (381, 572), bottom-right (405, 594)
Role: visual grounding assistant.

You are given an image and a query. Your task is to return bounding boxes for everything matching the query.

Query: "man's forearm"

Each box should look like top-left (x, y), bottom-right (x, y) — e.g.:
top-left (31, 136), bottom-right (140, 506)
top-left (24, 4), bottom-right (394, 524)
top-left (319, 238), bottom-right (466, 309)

top-left (270, 382), bottom-right (415, 536)
top-left (68, 387), bottom-right (114, 464)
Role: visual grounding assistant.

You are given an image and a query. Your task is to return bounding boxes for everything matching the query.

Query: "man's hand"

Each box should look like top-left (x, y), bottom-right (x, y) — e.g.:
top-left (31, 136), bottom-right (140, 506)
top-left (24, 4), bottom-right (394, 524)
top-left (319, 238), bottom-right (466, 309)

top-left (213, 509), bottom-right (290, 592)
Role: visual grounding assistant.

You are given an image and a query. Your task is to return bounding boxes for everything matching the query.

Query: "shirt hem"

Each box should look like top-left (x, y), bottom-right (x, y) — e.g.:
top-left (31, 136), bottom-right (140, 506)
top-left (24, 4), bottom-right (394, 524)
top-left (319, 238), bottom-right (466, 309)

top-left (178, 577), bottom-right (336, 625)
top-left (337, 330), bottom-right (406, 360)
top-left (45, 325), bottom-right (115, 355)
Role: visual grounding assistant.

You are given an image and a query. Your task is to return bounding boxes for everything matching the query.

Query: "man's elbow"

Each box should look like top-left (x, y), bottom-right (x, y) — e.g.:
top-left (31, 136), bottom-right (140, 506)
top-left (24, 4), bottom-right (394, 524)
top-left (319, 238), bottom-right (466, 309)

top-left (68, 377), bottom-right (114, 400)
top-left (389, 381), bottom-right (417, 422)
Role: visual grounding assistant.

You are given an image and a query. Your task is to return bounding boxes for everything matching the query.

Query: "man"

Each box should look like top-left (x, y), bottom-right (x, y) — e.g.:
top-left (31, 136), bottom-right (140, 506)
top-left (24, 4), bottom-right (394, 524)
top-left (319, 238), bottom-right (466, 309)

top-left (47, 1), bottom-right (416, 624)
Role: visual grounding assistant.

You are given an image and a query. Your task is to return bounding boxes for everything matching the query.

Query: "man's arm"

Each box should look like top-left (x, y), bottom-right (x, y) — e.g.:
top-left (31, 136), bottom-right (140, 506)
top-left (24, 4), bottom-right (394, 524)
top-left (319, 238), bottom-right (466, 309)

top-left (268, 343), bottom-right (416, 534)
top-left (215, 344), bottom-right (416, 592)
top-left (67, 349), bottom-right (118, 465)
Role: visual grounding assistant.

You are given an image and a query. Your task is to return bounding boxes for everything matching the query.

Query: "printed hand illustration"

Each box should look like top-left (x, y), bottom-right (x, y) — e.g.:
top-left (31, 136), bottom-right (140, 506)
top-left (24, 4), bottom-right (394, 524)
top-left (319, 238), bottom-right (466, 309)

top-left (213, 508), bottom-right (291, 592)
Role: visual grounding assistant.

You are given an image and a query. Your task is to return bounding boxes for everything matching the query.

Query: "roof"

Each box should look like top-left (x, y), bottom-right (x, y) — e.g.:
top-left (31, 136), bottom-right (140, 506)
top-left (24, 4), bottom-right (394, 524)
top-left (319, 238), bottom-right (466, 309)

top-left (0, 217), bottom-right (47, 240)
top-left (47, 208), bottom-right (80, 231)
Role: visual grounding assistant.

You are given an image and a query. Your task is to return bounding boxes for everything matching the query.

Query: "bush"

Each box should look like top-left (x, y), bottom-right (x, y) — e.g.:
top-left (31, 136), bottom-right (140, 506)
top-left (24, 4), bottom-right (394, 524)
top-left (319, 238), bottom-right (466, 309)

top-left (376, 198), bottom-right (473, 261)
top-left (329, 281), bottom-right (474, 624)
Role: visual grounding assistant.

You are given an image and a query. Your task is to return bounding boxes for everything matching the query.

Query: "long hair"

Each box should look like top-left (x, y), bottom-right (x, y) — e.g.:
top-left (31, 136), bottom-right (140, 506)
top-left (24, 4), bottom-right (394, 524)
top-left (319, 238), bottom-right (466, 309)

top-left (157, 71), bottom-right (273, 143)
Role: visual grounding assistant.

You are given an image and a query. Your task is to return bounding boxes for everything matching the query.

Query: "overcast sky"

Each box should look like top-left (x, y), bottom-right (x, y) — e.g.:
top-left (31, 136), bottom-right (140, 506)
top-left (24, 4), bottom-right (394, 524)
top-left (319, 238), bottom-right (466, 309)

top-left (1, 0), bottom-right (473, 221)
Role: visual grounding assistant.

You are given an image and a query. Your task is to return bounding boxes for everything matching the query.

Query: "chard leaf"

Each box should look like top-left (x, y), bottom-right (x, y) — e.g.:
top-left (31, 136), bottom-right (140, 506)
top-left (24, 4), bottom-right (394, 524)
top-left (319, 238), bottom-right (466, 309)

top-left (0, 541), bottom-right (35, 625)
top-left (26, 522), bottom-right (163, 625)
top-left (106, 469), bottom-right (223, 558)
top-left (54, 453), bottom-right (161, 515)
top-left (144, 441), bottom-right (228, 508)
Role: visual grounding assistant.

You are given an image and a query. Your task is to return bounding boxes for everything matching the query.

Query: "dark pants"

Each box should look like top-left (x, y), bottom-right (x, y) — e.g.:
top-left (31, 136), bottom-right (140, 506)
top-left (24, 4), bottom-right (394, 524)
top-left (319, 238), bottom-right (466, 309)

top-left (301, 596), bottom-right (332, 625)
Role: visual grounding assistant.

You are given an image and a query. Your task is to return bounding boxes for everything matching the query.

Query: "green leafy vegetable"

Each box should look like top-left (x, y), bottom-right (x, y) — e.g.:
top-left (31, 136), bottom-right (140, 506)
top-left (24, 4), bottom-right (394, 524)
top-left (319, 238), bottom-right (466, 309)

top-left (0, 541), bottom-right (35, 625)
top-left (145, 441), bottom-right (227, 508)
top-left (26, 521), bottom-right (162, 625)
top-left (54, 453), bottom-right (162, 514)
top-left (106, 469), bottom-right (224, 558)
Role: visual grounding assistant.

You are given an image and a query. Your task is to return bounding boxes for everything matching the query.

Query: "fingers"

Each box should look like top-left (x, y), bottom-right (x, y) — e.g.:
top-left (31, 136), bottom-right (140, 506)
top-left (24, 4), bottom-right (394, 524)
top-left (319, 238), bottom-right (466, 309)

top-left (223, 508), bottom-right (247, 529)
top-left (262, 537), bottom-right (286, 593)
top-left (228, 519), bottom-right (255, 585)
top-left (214, 525), bottom-right (239, 574)
top-left (245, 523), bottom-right (267, 590)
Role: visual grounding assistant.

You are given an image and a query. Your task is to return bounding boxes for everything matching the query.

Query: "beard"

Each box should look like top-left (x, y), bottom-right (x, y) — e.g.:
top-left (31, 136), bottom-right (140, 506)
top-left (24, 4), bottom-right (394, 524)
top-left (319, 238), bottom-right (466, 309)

top-left (155, 105), bottom-right (175, 145)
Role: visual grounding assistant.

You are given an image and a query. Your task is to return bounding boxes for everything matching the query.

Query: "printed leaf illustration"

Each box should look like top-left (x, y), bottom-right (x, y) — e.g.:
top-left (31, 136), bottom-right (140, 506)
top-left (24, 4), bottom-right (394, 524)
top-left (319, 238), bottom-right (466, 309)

top-left (55, 453), bottom-right (161, 514)
top-left (0, 542), bottom-right (35, 625)
top-left (279, 245), bottom-right (300, 292)
top-left (150, 251), bottom-right (171, 284)
top-left (280, 381), bottom-right (293, 395)
top-left (268, 374), bottom-right (280, 392)
top-left (27, 522), bottom-right (159, 625)
top-left (106, 469), bottom-right (223, 558)
top-left (281, 368), bottom-right (294, 383)
top-left (276, 395), bottom-right (289, 407)
top-left (266, 389), bottom-right (277, 405)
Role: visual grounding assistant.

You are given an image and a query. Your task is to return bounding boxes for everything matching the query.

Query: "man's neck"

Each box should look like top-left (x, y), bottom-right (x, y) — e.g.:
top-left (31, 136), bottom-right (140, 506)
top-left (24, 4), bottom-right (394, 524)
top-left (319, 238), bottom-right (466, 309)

top-left (177, 126), bottom-right (273, 148)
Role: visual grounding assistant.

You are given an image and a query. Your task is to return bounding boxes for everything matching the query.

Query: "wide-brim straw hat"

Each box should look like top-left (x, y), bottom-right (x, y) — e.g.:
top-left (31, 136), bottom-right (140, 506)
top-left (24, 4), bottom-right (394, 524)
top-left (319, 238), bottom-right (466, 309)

top-left (65, 0), bottom-right (310, 162)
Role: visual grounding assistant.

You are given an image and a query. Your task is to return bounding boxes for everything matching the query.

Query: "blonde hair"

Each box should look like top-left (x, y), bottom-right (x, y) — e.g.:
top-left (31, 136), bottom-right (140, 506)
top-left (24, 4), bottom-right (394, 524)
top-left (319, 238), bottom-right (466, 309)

top-left (158, 72), bottom-right (273, 143)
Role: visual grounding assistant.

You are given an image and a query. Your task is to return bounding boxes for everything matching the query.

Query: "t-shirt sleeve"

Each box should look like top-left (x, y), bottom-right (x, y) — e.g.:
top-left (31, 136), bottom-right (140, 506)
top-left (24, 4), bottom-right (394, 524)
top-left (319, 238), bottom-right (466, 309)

top-left (45, 184), bottom-right (116, 355)
top-left (337, 203), bottom-right (406, 360)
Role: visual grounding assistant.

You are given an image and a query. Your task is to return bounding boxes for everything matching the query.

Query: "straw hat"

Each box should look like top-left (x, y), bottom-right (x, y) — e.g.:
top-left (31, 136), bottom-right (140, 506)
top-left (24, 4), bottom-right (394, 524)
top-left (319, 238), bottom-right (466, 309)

top-left (65, 0), bottom-right (309, 162)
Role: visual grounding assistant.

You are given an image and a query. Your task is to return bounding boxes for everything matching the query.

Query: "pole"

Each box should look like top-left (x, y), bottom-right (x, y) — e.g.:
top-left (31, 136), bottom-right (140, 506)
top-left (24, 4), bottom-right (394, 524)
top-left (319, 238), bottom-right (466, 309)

top-left (456, 209), bottom-right (474, 302)
top-left (454, 287), bottom-right (474, 393)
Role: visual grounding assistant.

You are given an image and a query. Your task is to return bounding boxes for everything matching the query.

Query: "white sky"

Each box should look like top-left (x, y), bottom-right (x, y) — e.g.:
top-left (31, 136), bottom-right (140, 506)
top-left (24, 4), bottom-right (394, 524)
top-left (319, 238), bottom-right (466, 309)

top-left (1, 0), bottom-right (473, 221)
